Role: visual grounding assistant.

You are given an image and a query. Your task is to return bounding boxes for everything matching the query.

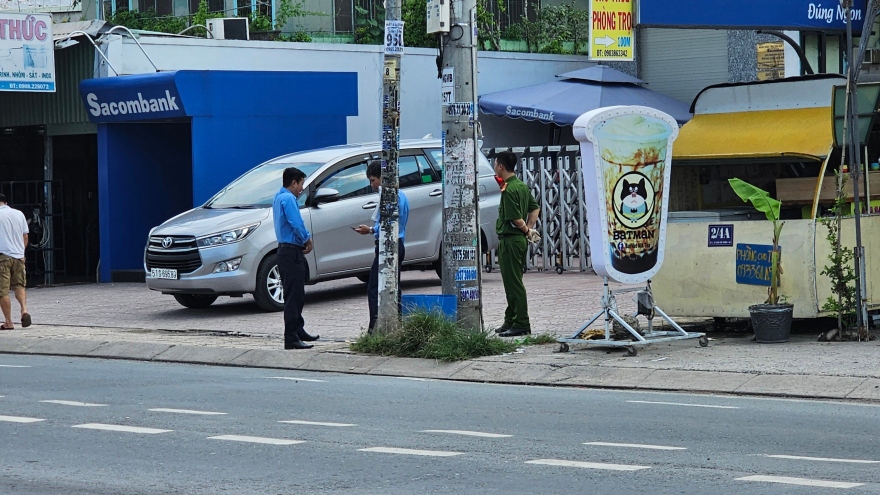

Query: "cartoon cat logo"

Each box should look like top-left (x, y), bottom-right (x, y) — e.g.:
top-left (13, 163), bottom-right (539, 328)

top-left (612, 172), bottom-right (654, 229)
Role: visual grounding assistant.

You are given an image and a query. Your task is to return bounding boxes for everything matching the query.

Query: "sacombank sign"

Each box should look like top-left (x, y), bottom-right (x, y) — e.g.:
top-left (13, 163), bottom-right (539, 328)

top-left (86, 91), bottom-right (180, 117)
top-left (80, 86), bottom-right (187, 123)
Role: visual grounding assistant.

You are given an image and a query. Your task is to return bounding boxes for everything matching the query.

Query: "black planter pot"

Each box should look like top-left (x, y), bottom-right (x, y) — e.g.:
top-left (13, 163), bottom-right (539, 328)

top-left (749, 303), bottom-right (794, 343)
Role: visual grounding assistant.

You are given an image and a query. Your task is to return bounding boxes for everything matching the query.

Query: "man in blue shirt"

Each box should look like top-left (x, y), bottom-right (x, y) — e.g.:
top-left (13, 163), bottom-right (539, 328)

top-left (273, 167), bottom-right (318, 350)
top-left (354, 161), bottom-right (409, 332)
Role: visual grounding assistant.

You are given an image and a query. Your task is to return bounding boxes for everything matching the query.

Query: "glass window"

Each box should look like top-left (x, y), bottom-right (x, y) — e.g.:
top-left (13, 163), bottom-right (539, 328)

top-left (205, 162), bottom-right (323, 208)
top-left (416, 155), bottom-right (439, 183)
top-left (428, 148), bottom-right (493, 177)
top-left (398, 156), bottom-right (424, 188)
top-left (318, 162), bottom-right (372, 200)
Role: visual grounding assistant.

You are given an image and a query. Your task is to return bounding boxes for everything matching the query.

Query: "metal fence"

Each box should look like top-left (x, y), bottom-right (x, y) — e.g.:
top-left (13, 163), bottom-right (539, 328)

top-left (482, 145), bottom-right (591, 274)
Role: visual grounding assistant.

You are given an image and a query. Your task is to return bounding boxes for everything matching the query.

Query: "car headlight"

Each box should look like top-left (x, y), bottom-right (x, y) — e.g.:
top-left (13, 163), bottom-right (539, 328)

top-left (197, 223), bottom-right (259, 248)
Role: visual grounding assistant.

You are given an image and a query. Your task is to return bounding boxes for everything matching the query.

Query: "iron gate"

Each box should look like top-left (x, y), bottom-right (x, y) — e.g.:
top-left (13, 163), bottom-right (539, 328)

top-left (0, 180), bottom-right (66, 286)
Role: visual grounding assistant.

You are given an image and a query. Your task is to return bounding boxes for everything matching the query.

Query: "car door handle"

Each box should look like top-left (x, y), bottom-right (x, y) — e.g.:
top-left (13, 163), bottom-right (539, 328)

top-left (429, 189), bottom-right (443, 197)
top-left (362, 202), bottom-right (377, 210)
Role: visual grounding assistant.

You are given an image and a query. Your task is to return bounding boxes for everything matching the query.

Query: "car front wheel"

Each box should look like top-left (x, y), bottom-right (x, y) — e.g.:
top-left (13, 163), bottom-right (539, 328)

top-left (254, 254), bottom-right (285, 312)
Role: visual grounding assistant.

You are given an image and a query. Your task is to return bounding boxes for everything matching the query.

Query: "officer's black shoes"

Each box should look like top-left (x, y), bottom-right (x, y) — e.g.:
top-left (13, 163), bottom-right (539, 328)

top-left (498, 327), bottom-right (531, 337)
top-left (300, 331), bottom-right (320, 342)
top-left (285, 340), bottom-right (314, 350)
top-left (494, 322), bottom-right (513, 334)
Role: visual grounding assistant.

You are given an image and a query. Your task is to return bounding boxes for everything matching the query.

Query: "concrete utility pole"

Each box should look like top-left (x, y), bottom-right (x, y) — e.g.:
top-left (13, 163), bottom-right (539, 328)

top-left (439, 0), bottom-right (482, 329)
top-left (375, 0), bottom-right (404, 333)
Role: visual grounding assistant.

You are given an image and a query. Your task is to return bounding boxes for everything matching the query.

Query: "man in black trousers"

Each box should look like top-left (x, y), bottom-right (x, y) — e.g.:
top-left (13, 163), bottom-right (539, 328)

top-left (272, 167), bottom-right (319, 349)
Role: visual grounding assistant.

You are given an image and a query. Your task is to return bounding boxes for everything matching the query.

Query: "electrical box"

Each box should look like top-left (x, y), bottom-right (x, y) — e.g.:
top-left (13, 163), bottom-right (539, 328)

top-left (426, 0), bottom-right (449, 33)
top-left (206, 18), bottom-right (250, 40)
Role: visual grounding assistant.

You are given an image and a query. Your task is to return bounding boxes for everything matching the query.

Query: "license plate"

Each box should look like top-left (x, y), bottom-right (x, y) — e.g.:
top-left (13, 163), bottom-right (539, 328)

top-left (150, 268), bottom-right (178, 280)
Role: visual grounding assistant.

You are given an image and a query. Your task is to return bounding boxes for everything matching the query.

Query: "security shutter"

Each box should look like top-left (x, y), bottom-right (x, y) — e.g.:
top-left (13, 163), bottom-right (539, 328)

top-left (639, 28), bottom-right (729, 107)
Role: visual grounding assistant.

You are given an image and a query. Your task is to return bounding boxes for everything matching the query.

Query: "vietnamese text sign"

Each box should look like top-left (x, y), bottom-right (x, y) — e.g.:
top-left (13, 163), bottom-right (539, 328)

top-left (384, 20), bottom-right (404, 55)
top-left (573, 106), bottom-right (678, 285)
top-left (736, 243), bottom-right (780, 286)
top-left (708, 224), bottom-right (733, 247)
top-left (639, 0), bottom-right (865, 31)
top-left (590, 0), bottom-right (634, 61)
top-left (757, 42), bottom-right (785, 81)
top-left (0, 13), bottom-right (55, 93)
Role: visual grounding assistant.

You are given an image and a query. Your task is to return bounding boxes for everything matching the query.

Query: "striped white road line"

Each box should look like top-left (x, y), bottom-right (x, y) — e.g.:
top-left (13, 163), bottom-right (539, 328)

top-left (149, 408), bottom-right (227, 415)
top-left (422, 429), bottom-right (512, 438)
top-left (765, 454), bottom-right (880, 464)
top-left (585, 441), bottom-right (686, 451)
top-left (279, 420), bottom-right (356, 427)
top-left (41, 400), bottom-right (107, 407)
top-left (266, 376), bottom-right (326, 383)
top-left (398, 377), bottom-right (435, 382)
top-left (72, 423), bottom-right (172, 434)
top-left (627, 400), bottom-right (739, 410)
top-left (359, 447), bottom-right (463, 457)
top-left (737, 475), bottom-right (863, 489)
top-left (526, 459), bottom-right (650, 471)
top-left (0, 415), bottom-right (45, 423)
top-left (0, 365), bottom-right (30, 368)
top-left (208, 435), bottom-right (305, 446)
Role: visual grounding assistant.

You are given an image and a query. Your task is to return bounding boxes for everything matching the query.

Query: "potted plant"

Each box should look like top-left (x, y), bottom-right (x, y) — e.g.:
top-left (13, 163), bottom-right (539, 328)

top-left (728, 178), bottom-right (793, 343)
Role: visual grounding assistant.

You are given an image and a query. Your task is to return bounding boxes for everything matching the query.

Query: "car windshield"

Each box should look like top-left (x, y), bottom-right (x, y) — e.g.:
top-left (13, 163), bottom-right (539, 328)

top-left (205, 162), bottom-right (324, 208)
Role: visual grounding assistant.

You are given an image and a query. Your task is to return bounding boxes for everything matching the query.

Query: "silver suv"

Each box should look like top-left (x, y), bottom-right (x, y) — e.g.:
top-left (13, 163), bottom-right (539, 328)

top-left (144, 139), bottom-right (500, 311)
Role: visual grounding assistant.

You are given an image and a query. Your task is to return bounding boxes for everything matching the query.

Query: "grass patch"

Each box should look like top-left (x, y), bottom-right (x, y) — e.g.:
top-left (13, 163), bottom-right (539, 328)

top-left (512, 333), bottom-right (558, 345)
top-left (350, 310), bottom-right (517, 362)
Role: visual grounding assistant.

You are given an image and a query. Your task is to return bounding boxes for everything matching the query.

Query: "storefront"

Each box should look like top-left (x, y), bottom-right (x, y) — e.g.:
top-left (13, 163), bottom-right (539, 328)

top-left (78, 70), bottom-right (357, 282)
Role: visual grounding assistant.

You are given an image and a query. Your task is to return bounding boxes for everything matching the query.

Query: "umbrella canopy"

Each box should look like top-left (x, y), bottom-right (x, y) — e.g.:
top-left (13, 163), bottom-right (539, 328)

top-left (479, 67), bottom-right (692, 126)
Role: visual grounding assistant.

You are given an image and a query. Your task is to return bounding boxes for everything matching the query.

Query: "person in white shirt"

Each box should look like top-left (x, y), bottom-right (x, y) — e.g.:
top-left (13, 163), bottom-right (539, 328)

top-left (0, 194), bottom-right (30, 330)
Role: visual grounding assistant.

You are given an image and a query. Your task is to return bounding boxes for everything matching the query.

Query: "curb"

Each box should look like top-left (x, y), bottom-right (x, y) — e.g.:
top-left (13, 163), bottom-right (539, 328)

top-left (2, 336), bottom-right (879, 402)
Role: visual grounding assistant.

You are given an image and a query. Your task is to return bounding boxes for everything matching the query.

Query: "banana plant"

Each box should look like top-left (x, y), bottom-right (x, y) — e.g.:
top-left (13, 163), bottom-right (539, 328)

top-left (728, 178), bottom-right (785, 305)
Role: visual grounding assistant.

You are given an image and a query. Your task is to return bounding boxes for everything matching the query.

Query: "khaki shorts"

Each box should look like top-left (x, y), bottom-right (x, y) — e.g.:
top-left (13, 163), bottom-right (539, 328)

top-left (0, 255), bottom-right (26, 294)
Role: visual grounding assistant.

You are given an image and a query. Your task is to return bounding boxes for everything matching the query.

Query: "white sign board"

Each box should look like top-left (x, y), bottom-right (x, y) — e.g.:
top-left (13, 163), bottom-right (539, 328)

top-left (0, 13), bottom-right (55, 92)
top-left (384, 20), bottom-right (404, 55)
top-left (0, 0), bottom-right (79, 12)
top-left (573, 106), bottom-right (678, 284)
top-left (441, 67), bottom-right (454, 103)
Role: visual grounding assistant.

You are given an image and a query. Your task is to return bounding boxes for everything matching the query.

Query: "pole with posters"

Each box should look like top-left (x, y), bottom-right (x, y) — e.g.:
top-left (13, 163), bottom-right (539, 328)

top-left (375, 0), bottom-right (404, 333)
top-left (558, 106), bottom-right (706, 355)
top-left (438, 1), bottom-right (482, 329)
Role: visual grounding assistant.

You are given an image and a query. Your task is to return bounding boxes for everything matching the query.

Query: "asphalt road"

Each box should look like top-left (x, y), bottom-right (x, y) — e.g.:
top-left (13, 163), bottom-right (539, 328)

top-left (2, 355), bottom-right (880, 495)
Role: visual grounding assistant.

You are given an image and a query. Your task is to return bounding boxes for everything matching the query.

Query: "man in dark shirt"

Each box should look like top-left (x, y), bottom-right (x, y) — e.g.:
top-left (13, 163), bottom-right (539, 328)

top-left (273, 167), bottom-right (318, 349)
top-left (493, 151), bottom-right (540, 337)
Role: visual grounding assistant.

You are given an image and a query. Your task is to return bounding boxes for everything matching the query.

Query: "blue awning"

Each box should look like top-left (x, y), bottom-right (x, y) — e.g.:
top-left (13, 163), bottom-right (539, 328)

top-left (479, 67), bottom-right (692, 126)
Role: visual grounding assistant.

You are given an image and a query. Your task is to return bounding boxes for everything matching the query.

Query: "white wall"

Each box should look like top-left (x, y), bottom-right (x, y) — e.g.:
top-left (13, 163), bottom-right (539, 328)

top-left (102, 37), bottom-right (593, 144)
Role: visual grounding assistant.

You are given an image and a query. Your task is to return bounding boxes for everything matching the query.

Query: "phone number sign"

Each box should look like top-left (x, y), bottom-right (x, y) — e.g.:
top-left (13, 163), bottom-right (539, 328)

top-left (0, 13), bottom-right (55, 93)
top-left (590, 0), bottom-right (633, 61)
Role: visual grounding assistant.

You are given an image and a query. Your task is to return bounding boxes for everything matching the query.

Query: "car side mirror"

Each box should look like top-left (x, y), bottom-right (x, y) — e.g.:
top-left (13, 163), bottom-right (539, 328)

top-left (314, 188), bottom-right (340, 205)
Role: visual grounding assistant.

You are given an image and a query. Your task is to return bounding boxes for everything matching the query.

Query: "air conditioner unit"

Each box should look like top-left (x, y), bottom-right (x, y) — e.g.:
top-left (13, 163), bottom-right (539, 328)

top-left (206, 18), bottom-right (249, 40)
top-left (863, 48), bottom-right (880, 65)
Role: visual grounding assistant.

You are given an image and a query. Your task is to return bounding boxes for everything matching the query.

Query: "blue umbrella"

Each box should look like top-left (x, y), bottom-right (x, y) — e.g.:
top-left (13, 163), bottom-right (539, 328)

top-left (478, 65), bottom-right (692, 125)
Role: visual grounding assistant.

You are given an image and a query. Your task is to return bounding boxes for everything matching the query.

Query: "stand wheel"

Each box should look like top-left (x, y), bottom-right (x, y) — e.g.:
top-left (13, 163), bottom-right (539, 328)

top-left (485, 265), bottom-right (492, 273)
top-left (558, 343), bottom-right (570, 353)
top-left (625, 346), bottom-right (638, 357)
top-left (699, 336), bottom-right (709, 347)
top-left (556, 266), bottom-right (564, 274)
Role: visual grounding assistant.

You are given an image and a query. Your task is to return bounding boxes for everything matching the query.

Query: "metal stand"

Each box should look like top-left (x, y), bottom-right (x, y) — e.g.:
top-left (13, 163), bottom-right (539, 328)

top-left (558, 277), bottom-right (707, 356)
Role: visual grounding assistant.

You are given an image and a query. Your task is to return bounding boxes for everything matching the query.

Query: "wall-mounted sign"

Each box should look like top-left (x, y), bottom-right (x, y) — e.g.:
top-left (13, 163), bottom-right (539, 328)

top-left (735, 243), bottom-right (780, 286)
top-left (0, 13), bottom-right (54, 93)
top-left (79, 75), bottom-right (188, 123)
top-left (757, 42), bottom-right (785, 81)
top-left (639, 0), bottom-right (865, 31)
top-left (708, 224), bottom-right (733, 247)
top-left (0, 0), bottom-right (79, 12)
top-left (590, 0), bottom-right (634, 61)
top-left (573, 106), bottom-right (679, 285)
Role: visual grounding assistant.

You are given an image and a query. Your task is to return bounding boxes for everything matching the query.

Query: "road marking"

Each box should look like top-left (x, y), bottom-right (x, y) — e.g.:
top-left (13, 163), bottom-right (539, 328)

top-left (149, 408), bottom-right (227, 415)
top-left (266, 376), bottom-right (326, 383)
top-left (0, 365), bottom-right (30, 368)
top-left (398, 377), bottom-right (435, 382)
top-left (526, 459), bottom-right (650, 471)
top-left (72, 423), bottom-right (172, 434)
top-left (359, 447), bottom-right (463, 457)
top-left (279, 420), bottom-right (356, 427)
top-left (737, 475), bottom-right (863, 489)
top-left (584, 441), bottom-right (686, 451)
top-left (41, 400), bottom-right (107, 407)
top-left (0, 415), bottom-right (45, 423)
top-left (765, 454), bottom-right (880, 464)
top-left (422, 429), bottom-right (512, 438)
top-left (208, 435), bottom-right (305, 446)
top-left (627, 400), bottom-right (739, 409)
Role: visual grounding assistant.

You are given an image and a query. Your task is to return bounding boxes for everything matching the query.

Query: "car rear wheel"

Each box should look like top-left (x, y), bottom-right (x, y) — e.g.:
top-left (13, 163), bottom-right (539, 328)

top-left (254, 254), bottom-right (285, 312)
top-left (356, 273), bottom-right (371, 283)
top-left (173, 294), bottom-right (218, 309)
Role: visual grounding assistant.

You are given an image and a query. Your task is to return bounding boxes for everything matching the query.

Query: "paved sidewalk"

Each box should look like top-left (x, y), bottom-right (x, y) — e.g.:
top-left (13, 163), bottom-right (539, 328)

top-left (1, 271), bottom-right (879, 402)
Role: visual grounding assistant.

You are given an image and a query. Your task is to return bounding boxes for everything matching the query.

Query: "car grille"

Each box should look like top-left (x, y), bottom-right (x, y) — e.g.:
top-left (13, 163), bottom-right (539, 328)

top-left (146, 235), bottom-right (202, 274)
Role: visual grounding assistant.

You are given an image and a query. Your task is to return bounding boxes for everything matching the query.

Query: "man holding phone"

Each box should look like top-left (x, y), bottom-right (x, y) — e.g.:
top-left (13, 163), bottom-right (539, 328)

top-left (353, 161), bottom-right (409, 332)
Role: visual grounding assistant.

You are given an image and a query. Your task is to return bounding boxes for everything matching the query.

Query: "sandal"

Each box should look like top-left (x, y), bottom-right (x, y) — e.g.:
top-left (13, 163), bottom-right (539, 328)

top-left (0, 324), bottom-right (13, 330)
top-left (21, 313), bottom-right (31, 328)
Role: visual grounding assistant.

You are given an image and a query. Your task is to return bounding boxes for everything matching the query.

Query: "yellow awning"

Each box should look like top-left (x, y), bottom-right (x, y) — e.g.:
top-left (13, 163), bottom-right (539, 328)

top-left (672, 107), bottom-right (832, 163)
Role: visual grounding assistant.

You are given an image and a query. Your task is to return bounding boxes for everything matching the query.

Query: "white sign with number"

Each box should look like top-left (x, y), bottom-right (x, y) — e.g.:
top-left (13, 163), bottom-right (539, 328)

top-left (441, 67), bottom-right (454, 104)
top-left (384, 20), bottom-right (404, 55)
top-left (0, 13), bottom-right (55, 93)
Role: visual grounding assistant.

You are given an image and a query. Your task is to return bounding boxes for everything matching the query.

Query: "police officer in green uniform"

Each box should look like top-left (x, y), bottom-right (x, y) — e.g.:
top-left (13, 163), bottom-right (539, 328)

top-left (493, 151), bottom-right (541, 337)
